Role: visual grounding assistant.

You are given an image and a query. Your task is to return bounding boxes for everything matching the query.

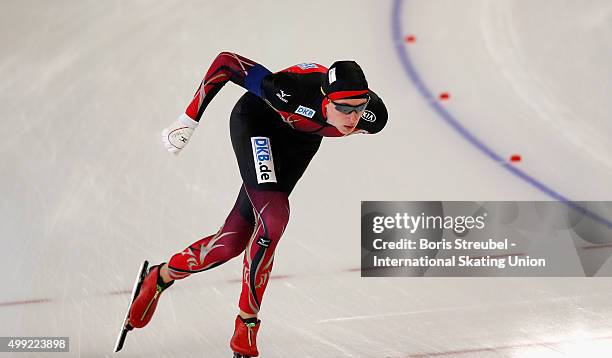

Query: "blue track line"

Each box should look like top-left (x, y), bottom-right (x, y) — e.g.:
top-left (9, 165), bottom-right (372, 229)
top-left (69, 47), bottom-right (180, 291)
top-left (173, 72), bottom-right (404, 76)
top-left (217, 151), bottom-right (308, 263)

top-left (391, 0), bottom-right (612, 230)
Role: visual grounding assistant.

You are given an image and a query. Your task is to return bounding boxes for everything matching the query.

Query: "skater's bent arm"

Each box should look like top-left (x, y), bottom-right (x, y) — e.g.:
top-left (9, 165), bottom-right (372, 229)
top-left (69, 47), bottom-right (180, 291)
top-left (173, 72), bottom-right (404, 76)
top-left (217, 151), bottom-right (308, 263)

top-left (183, 52), bottom-right (272, 122)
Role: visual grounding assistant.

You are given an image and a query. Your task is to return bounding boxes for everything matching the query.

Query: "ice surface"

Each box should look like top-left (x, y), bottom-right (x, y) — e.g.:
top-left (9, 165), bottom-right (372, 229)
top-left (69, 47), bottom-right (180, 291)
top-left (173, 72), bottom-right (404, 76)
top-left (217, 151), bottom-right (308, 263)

top-left (1, 0), bottom-right (612, 356)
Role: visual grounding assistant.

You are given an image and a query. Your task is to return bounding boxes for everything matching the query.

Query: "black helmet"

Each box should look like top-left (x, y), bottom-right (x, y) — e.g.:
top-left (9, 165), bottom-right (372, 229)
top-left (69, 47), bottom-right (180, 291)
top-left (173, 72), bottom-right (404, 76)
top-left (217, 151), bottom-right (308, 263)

top-left (322, 61), bottom-right (369, 100)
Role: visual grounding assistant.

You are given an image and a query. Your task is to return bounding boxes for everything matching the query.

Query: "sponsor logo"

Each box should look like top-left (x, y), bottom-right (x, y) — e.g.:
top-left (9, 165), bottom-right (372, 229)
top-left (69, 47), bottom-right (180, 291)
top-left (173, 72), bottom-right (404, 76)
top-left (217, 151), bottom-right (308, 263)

top-left (328, 67), bottom-right (337, 84)
top-left (256, 236), bottom-right (271, 248)
top-left (275, 89), bottom-right (291, 103)
top-left (361, 110), bottom-right (376, 122)
top-left (295, 105), bottom-right (315, 118)
top-left (251, 137), bottom-right (277, 184)
top-left (297, 63), bottom-right (318, 70)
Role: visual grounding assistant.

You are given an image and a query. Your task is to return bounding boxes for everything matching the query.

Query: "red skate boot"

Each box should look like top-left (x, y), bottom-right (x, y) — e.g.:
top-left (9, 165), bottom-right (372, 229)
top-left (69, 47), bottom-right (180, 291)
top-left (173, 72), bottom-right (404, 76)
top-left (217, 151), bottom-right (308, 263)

top-left (230, 315), bottom-right (261, 357)
top-left (115, 261), bottom-right (174, 352)
top-left (128, 263), bottom-right (174, 328)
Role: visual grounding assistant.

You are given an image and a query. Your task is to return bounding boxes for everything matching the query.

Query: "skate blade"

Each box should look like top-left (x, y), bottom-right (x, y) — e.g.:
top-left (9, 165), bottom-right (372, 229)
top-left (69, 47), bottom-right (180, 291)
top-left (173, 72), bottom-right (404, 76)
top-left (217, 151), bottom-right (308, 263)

top-left (114, 260), bottom-right (149, 352)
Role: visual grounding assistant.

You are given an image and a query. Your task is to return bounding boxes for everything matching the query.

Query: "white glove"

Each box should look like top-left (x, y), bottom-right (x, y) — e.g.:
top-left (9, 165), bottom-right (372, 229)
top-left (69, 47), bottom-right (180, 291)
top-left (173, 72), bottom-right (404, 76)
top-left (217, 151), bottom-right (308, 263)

top-left (161, 113), bottom-right (199, 154)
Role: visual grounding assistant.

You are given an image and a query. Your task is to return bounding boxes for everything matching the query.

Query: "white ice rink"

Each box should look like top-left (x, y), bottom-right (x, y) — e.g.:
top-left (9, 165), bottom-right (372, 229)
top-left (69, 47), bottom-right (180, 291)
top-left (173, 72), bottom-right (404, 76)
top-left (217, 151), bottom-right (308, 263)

top-left (2, 0), bottom-right (612, 357)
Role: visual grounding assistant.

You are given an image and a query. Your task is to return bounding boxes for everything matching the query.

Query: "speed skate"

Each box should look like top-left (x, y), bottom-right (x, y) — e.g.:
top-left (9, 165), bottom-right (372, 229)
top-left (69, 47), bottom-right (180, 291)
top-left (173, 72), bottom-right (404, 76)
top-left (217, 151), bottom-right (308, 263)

top-left (114, 260), bottom-right (149, 352)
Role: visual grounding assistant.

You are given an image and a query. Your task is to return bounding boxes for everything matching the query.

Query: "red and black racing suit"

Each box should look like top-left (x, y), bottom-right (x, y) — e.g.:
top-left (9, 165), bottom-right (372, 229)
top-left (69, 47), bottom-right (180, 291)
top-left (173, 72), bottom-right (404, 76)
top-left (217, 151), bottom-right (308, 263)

top-left (166, 52), bottom-right (387, 315)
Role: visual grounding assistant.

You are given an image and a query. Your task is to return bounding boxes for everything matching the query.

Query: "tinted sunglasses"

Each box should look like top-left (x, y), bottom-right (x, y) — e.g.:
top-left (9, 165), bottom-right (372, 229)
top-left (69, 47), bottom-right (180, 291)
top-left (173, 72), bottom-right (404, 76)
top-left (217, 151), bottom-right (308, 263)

top-left (328, 96), bottom-right (370, 115)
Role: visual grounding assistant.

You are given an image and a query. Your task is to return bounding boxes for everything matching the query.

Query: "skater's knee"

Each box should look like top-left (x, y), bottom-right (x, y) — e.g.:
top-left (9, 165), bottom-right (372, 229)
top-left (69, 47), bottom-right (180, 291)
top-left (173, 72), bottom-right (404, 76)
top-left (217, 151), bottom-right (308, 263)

top-left (222, 240), bottom-right (249, 260)
top-left (257, 203), bottom-right (290, 240)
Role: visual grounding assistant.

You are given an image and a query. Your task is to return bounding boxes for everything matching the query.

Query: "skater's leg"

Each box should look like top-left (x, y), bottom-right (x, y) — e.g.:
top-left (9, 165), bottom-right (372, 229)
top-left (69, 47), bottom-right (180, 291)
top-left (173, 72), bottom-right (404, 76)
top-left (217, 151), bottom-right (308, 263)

top-left (238, 187), bottom-right (289, 316)
top-left (126, 186), bottom-right (254, 330)
top-left (230, 187), bottom-right (288, 357)
top-left (165, 186), bottom-right (255, 281)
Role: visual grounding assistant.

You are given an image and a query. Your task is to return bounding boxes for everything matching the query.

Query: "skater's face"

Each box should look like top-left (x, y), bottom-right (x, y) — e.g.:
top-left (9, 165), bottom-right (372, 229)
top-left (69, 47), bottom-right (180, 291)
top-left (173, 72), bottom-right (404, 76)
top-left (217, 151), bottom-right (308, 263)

top-left (325, 98), bottom-right (368, 134)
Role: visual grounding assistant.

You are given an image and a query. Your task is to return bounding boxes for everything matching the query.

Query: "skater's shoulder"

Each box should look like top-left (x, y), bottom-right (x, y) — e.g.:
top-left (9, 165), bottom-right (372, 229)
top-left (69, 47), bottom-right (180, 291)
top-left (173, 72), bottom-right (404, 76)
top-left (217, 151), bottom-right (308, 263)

top-left (261, 70), bottom-right (323, 109)
top-left (279, 62), bottom-right (327, 75)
